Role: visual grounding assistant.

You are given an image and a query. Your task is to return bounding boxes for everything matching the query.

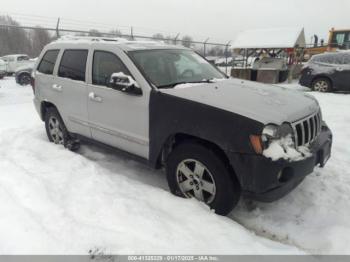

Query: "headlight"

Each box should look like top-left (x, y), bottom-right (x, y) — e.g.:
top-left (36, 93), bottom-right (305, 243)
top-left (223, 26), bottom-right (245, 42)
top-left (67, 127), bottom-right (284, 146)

top-left (250, 123), bottom-right (295, 154)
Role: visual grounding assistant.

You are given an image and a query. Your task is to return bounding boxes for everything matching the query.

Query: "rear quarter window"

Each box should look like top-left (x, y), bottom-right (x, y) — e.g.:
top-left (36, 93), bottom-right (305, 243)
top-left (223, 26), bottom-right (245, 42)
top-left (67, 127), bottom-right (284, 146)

top-left (37, 50), bottom-right (60, 75)
top-left (58, 50), bottom-right (88, 82)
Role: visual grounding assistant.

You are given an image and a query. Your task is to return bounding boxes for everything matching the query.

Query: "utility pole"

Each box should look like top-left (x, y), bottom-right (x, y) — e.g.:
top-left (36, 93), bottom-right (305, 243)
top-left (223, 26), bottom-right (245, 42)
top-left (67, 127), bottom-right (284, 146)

top-left (56, 18), bottom-right (60, 38)
top-left (174, 33), bottom-right (180, 45)
top-left (204, 38), bottom-right (209, 57)
top-left (130, 27), bottom-right (134, 40)
top-left (225, 41), bottom-right (231, 75)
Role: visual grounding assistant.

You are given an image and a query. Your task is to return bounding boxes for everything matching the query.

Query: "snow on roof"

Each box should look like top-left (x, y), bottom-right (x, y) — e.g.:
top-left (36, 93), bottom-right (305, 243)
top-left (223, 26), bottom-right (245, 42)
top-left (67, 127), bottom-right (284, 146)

top-left (231, 27), bottom-right (306, 49)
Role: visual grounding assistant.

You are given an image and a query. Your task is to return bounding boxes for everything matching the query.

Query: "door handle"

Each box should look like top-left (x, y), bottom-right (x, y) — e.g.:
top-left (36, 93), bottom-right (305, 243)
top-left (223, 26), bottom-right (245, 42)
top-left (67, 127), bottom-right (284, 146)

top-left (89, 92), bottom-right (103, 102)
top-left (52, 84), bottom-right (62, 92)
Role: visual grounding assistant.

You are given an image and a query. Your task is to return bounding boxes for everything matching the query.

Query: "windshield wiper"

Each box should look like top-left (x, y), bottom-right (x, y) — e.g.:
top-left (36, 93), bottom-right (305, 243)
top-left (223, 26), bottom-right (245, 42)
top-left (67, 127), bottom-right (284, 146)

top-left (158, 79), bottom-right (216, 89)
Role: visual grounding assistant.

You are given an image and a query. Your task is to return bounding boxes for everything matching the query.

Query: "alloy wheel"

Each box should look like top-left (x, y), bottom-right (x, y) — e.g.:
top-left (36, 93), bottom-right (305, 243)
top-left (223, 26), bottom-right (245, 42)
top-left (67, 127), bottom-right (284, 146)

top-left (48, 116), bottom-right (64, 144)
top-left (176, 159), bottom-right (216, 204)
top-left (314, 80), bottom-right (329, 92)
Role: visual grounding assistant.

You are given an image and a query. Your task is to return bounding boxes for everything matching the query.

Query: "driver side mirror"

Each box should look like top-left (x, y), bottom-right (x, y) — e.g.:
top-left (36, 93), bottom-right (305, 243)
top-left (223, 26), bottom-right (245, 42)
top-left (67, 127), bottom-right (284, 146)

top-left (110, 73), bottom-right (142, 96)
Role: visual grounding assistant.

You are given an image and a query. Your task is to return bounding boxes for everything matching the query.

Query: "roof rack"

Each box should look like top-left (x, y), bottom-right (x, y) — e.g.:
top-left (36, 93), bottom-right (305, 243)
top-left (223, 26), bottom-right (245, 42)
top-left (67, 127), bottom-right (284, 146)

top-left (54, 35), bottom-right (168, 46)
top-left (56, 35), bottom-right (129, 43)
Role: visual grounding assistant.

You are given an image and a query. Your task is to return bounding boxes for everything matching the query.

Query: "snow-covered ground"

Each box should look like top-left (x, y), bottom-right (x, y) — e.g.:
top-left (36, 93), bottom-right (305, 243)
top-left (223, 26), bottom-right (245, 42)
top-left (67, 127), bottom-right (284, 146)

top-left (0, 77), bottom-right (349, 254)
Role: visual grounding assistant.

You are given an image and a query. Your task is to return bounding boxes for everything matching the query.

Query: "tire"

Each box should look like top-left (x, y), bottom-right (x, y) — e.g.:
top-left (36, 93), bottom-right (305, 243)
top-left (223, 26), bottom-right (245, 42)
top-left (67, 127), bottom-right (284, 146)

top-left (166, 142), bottom-right (241, 215)
top-left (312, 77), bottom-right (332, 92)
top-left (44, 107), bottom-right (80, 151)
top-left (18, 73), bottom-right (31, 86)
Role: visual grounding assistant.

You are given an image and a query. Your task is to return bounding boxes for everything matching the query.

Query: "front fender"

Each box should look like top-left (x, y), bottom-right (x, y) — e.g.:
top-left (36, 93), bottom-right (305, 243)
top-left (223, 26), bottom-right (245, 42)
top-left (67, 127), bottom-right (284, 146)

top-left (149, 90), bottom-right (263, 167)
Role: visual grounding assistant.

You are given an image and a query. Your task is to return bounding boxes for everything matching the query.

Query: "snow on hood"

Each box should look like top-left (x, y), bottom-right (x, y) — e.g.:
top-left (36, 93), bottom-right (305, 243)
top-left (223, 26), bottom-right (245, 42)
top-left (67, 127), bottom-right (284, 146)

top-left (160, 78), bottom-right (319, 125)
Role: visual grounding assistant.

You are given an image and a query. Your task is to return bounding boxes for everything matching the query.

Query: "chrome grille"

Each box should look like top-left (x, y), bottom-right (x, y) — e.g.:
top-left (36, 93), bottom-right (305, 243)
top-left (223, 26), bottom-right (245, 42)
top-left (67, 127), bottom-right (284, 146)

top-left (292, 110), bottom-right (322, 147)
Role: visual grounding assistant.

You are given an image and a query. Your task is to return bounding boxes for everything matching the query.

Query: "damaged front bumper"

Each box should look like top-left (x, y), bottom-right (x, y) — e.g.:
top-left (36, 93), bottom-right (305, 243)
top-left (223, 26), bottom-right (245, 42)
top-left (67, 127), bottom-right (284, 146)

top-left (228, 123), bottom-right (332, 202)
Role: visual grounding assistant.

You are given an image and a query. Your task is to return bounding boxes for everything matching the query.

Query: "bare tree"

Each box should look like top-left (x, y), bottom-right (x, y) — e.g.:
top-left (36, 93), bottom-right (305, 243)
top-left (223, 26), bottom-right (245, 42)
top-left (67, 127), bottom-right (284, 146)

top-left (165, 35), bottom-right (175, 45)
top-left (0, 15), bottom-right (31, 56)
top-left (152, 33), bottom-right (165, 40)
top-left (109, 29), bottom-right (122, 37)
top-left (181, 35), bottom-right (193, 48)
top-left (88, 29), bottom-right (102, 37)
top-left (30, 27), bottom-right (52, 57)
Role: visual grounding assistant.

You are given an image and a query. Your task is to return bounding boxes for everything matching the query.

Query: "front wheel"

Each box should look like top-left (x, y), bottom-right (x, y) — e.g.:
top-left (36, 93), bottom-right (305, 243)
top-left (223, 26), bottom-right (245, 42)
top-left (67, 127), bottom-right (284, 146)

top-left (166, 142), bottom-right (241, 215)
top-left (312, 78), bottom-right (332, 92)
top-left (18, 73), bottom-right (32, 86)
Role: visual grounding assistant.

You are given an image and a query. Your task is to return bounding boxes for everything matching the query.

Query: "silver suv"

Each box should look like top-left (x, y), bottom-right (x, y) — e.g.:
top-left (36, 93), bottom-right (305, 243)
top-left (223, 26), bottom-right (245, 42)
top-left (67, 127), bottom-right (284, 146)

top-left (33, 37), bottom-right (332, 215)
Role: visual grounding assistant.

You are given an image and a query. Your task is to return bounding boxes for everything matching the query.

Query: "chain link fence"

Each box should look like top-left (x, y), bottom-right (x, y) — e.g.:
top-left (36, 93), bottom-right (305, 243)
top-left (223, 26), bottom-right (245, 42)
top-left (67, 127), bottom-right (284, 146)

top-left (0, 16), bottom-right (233, 75)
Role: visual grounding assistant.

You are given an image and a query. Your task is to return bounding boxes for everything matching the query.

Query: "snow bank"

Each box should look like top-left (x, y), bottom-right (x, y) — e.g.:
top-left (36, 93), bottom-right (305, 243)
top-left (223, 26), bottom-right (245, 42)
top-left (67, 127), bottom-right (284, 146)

top-left (1, 78), bottom-right (350, 254)
top-left (0, 77), bottom-right (300, 254)
top-left (233, 87), bottom-right (350, 254)
top-left (263, 135), bottom-right (312, 162)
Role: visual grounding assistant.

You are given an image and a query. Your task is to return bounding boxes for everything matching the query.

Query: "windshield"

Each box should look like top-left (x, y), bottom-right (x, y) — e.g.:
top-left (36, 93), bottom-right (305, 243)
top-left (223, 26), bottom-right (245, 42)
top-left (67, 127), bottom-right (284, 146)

top-left (128, 49), bottom-right (226, 88)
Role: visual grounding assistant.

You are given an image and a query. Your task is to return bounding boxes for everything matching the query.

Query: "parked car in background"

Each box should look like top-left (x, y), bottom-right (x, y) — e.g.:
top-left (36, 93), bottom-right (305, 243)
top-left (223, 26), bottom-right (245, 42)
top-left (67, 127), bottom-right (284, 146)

top-left (0, 59), bottom-right (6, 79)
top-left (15, 62), bottom-right (36, 86)
top-left (300, 52), bottom-right (350, 92)
top-left (0, 54), bottom-right (34, 75)
top-left (32, 38), bottom-right (333, 215)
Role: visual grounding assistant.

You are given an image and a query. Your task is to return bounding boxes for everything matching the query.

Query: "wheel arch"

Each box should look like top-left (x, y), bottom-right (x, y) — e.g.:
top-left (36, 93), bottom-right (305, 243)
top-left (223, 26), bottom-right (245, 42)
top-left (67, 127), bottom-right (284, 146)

top-left (157, 133), bottom-right (240, 186)
top-left (312, 75), bottom-right (333, 88)
top-left (40, 101), bottom-right (58, 121)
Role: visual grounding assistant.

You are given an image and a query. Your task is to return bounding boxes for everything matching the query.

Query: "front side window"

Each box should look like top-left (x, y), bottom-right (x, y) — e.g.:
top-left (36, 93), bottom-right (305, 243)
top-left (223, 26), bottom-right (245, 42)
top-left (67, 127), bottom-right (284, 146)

top-left (331, 32), bottom-right (350, 49)
top-left (58, 50), bottom-right (88, 82)
top-left (37, 50), bottom-right (59, 75)
top-left (92, 51), bottom-right (131, 87)
top-left (129, 49), bottom-right (225, 88)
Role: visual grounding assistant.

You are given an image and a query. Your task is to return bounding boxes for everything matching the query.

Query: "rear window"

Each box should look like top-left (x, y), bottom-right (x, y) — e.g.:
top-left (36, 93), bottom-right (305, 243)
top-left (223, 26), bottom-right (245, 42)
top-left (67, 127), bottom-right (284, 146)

top-left (58, 50), bottom-right (88, 82)
top-left (37, 50), bottom-right (59, 75)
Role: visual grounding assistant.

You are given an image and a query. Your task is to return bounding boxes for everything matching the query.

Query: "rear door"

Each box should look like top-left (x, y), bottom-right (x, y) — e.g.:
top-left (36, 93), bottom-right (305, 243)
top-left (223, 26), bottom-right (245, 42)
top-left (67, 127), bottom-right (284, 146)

top-left (86, 47), bottom-right (150, 159)
top-left (53, 49), bottom-right (91, 138)
top-left (35, 49), bottom-right (60, 107)
top-left (333, 53), bottom-right (350, 90)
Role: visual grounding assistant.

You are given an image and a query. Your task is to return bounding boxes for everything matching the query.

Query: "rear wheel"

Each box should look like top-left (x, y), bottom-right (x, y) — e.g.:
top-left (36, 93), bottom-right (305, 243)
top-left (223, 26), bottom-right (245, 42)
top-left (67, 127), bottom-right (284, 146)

top-left (312, 78), bottom-right (332, 92)
top-left (166, 142), bottom-right (241, 215)
top-left (44, 107), bottom-right (80, 151)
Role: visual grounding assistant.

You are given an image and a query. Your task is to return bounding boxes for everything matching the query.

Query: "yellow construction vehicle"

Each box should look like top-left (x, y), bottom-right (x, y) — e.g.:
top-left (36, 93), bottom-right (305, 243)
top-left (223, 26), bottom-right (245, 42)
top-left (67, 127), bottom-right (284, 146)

top-left (306, 28), bottom-right (350, 57)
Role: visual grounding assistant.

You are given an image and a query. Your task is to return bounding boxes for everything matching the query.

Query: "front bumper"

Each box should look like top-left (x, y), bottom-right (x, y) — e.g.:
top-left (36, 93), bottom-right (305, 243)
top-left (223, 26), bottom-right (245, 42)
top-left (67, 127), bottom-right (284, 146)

top-left (299, 73), bottom-right (313, 88)
top-left (228, 124), bottom-right (332, 202)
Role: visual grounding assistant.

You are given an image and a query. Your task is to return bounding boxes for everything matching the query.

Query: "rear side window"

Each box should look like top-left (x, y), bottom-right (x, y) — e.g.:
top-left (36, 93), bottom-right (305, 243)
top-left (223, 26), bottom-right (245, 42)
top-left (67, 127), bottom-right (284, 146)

top-left (92, 51), bottom-right (131, 86)
top-left (38, 50), bottom-right (59, 75)
top-left (58, 50), bottom-right (88, 82)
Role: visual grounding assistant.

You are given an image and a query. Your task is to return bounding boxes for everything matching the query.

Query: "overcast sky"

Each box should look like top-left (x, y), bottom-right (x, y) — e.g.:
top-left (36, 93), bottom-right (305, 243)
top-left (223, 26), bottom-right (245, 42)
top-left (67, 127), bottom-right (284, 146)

top-left (2, 0), bottom-right (350, 43)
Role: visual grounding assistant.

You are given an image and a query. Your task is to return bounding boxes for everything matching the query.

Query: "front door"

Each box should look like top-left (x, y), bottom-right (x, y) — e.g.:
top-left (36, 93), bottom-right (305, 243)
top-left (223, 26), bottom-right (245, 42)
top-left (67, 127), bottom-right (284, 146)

top-left (86, 49), bottom-right (149, 159)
